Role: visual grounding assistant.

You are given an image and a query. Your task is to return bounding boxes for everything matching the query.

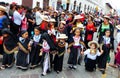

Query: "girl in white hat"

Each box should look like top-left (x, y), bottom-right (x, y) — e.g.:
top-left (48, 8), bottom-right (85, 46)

top-left (82, 41), bottom-right (103, 72)
top-left (54, 34), bottom-right (68, 73)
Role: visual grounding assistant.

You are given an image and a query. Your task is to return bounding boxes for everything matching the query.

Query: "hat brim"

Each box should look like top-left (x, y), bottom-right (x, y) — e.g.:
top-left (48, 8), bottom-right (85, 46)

top-left (88, 41), bottom-right (99, 48)
top-left (116, 25), bottom-right (120, 30)
top-left (57, 36), bottom-right (68, 39)
top-left (104, 16), bottom-right (110, 20)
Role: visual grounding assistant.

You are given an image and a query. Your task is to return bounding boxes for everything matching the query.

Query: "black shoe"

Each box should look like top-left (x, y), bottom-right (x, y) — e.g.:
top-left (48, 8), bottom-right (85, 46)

top-left (68, 66), bottom-right (72, 69)
top-left (72, 66), bottom-right (77, 70)
top-left (47, 69), bottom-right (51, 73)
top-left (78, 62), bottom-right (81, 65)
top-left (100, 70), bottom-right (105, 74)
top-left (56, 71), bottom-right (60, 74)
top-left (41, 73), bottom-right (46, 76)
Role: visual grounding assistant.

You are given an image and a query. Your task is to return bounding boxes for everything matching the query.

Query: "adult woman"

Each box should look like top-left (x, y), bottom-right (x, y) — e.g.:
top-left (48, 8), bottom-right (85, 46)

top-left (85, 15), bottom-right (96, 48)
top-left (98, 16), bottom-right (114, 45)
top-left (26, 8), bottom-right (35, 37)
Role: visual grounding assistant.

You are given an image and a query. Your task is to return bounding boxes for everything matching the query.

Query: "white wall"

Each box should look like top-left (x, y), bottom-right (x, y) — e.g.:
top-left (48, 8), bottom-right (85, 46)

top-left (32, 0), bottom-right (43, 8)
top-left (0, 0), bottom-right (22, 5)
top-left (49, 0), bottom-right (57, 10)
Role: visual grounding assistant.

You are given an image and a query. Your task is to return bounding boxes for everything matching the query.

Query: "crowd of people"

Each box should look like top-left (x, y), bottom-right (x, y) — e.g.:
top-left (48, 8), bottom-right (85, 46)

top-left (0, 2), bottom-right (120, 76)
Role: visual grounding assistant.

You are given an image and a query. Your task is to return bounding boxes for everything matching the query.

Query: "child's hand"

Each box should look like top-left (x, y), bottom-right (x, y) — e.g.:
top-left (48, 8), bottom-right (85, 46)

top-left (118, 46), bottom-right (120, 50)
top-left (81, 51), bottom-right (84, 55)
top-left (40, 49), bottom-right (43, 53)
top-left (28, 46), bottom-right (31, 51)
top-left (100, 50), bottom-right (104, 54)
top-left (67, 48), bottom-right (70, 53)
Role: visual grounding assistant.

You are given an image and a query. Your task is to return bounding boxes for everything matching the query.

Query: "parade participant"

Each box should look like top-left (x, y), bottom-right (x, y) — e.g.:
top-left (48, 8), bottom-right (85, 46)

top-left (74, 15), bottom-right (83, 26)
top-left (16, 30), bottom-right (30, 70)
top-left (109, 24), bottom-right (120, 67)
top-left (21, 16), bottom-right (28, 31)
top-left (26, 8), bottom-right (35, 37)
top-left (85, 15), bottom-right (96, 48)
top-left (83, 41), bottom-right (103, 72)
top-left (47, 18), bottom-right (57, 69)
top-left (65, 13), bottom-right (74, 43)
top-left (28, 27), bottom-right (42, 69)
top-left (1, 28), bottom-right (18, 69)
top-left (12, 5), bottom-right (25, 36)
top-left (35, 7), bottom-right (42, 27)
top-left (71, 23), bottom-right (85, 65)
top-left (51, 10), bottom-right (59, 27)
top-left (48, 18), bottom-right (57, 44)
top-left (98, 29), bottom-right (113, 74)
top-left (115, 43), bottom-right (120, 67)
top-left (0, 5), bottom-right (10, 55)
top-left (54, 34), bottom-right (68, 73)
top-left (98, 15), bottom-right (114, 44)
top-left (40, 33), bottom-right (56, 76)
top-left (94, 15), bottom-right (102, 27)
top-left (56, 21), bottom-right (66, 39)
top-left (67, 27), bottom-right (85, 70)
top-left (40, 15), bottom-right (49, 33)
top-left (98, 16), bottom-right (114, 65)
top-left (59, 12), bottom-right (66, 21)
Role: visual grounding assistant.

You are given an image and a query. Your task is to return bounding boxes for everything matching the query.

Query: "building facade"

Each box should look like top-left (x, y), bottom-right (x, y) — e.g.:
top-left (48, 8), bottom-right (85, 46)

top-left (0, 0), bottom-right (115, 14)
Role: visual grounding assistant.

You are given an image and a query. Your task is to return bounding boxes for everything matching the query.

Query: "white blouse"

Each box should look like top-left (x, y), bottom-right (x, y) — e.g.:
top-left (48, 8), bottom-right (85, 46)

top-left (48, 29), bottom-right (56, 35)
top-left (103, 36), bottom-right (110, 44)
top-left (73, 36), bottom-right (80, 46)
top-left (42, 40), bottom-right (50, 50)
top-left (84, 49), bottom-right (101, 60)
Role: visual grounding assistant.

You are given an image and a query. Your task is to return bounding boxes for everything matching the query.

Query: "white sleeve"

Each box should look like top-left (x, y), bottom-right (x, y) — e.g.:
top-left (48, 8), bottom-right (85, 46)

top-left (18, 13), bottom-right (25, 20)
top-left (84, 49), bottom-right (90, 55)
top-left (117, 33), bottom-right (120, 43)
top-left (97, 50), bottom-right (101, 56)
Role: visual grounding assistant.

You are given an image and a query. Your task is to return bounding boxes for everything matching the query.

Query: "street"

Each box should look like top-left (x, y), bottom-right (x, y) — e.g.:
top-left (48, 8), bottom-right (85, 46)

top-left (0, 52), bottom-right (118, 78)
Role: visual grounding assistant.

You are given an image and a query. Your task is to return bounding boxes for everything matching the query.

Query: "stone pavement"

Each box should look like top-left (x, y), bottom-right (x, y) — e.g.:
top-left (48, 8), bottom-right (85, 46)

top-left (0, 52), bottom-right (118, 78)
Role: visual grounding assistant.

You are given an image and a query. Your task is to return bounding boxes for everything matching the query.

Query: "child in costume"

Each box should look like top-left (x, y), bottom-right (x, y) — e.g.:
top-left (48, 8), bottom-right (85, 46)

top-left (83, 41), bottom-right (103, 72)
top-left (98, 29), bottom-right (114, 74)
top-left (54, 34), bottom-right (68, 73)
top-left (41, 33), bottom-right (56, 76)
top-left (28, 27), bottom-right (42, 69)
top-left (1, 28), bottom-right (18, 69)
top-left (67, 27), bottom-right (85, 70)
top-left (16, 30), bottom-right (30, 70)
top-left (115, 43), bottom-right (120, 67)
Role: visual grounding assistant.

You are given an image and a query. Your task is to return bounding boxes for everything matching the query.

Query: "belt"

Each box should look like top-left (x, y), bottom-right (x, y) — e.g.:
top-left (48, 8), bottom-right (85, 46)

top-left (43, 49), bottom-right (50, 53)
top-left (73, 46), bottom-right (81, 48)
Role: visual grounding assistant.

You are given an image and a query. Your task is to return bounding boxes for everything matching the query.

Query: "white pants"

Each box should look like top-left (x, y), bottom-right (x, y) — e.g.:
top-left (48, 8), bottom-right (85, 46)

top-left (43, 53), bottom-right (50, 74)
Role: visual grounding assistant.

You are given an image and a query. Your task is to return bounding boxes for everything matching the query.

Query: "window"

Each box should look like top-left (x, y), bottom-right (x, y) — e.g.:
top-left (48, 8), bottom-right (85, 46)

top-left (73, 0), bottom-right (76, 10)
top-left (84, 4), bottom-right (86, 13)
top-left (66, 0), bottom-right (70, 10)
top-left (87, 5), bottom-right (90, 13)
top-left (79, 2), bottom-right (81, 12)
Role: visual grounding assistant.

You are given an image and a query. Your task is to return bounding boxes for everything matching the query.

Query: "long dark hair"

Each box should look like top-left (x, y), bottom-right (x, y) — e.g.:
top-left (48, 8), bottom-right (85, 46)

top-left (42, 33), bottom-right (56, 51)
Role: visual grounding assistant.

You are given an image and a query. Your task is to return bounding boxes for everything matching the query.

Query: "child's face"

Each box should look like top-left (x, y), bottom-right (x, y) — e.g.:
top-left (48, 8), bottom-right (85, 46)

top-left (34, 29), bottom-right (40, 35)
top-left (105, 30), bottom-right (110, 37)
top-left (50, 22), bottom-right (54, 26)
top-left (90, 43), bottom-right (96, 49)
top-left (22, 32), bottom-right (28, 39)
top-left (75, 29), bottom-right (80, 36)
top-left (3, 34), bottom-right (8, 37)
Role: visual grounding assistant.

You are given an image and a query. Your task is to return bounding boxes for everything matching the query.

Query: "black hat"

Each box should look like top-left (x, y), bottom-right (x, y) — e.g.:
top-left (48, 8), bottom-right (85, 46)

top-left (1, 28), bottom-right (12, 35)
top-left (21, 30), bottom-right (27, 35)
top-left (34, 27), bottom-right (41, 31)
